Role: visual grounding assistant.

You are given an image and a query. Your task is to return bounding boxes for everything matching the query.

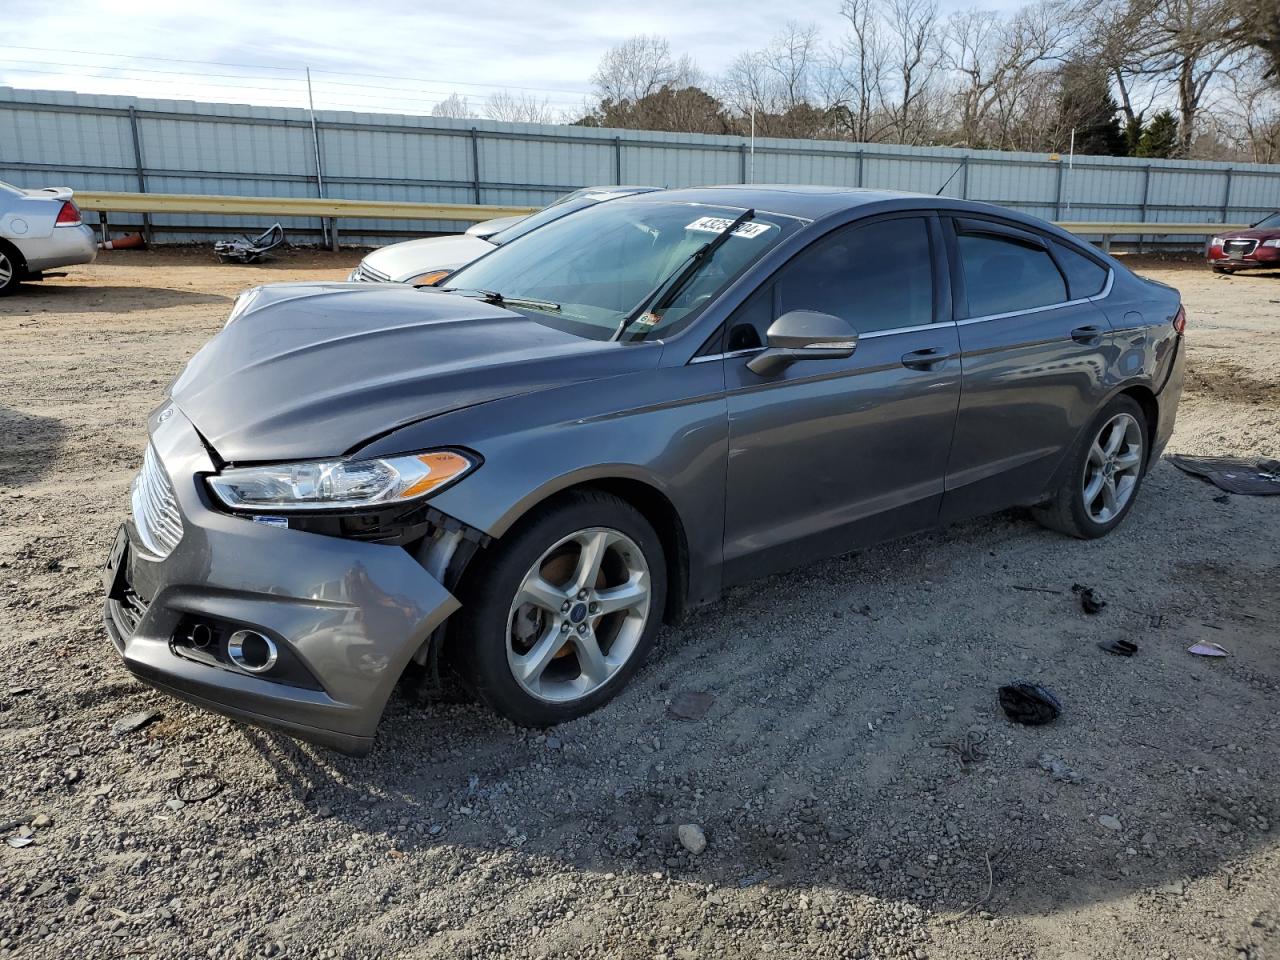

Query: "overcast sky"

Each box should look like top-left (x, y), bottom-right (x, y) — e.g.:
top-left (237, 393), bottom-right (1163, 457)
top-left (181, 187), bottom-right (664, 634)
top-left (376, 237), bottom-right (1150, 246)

top-left (1, 0), bottom-right (1019, 115)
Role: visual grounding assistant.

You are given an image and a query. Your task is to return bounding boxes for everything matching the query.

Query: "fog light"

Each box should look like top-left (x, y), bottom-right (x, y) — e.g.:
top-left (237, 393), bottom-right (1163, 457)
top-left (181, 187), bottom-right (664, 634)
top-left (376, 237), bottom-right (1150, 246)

top-left (227, 630), bottom-right (278, 673)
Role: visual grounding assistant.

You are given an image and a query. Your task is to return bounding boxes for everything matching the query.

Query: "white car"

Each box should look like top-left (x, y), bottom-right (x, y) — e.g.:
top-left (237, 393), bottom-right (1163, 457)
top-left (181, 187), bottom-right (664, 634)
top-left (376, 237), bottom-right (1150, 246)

top-left (0, 180), bottom-right (98, 295)
top-left (349, 186), bottom-right (657, 285)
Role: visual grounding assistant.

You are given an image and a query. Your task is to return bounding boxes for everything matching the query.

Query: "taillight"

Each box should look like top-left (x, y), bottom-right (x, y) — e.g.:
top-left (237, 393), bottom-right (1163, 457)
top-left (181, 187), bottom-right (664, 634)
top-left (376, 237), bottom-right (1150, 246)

top-left (54, 201), bottom-right (82, 227)
top-left (1172, 305), bottom-right (1186, 335)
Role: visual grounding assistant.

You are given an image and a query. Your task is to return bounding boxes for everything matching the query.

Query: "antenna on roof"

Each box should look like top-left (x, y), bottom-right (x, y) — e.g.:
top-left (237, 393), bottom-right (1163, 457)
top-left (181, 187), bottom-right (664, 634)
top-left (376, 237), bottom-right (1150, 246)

top-left (935, 161), bottom-right (965, 196)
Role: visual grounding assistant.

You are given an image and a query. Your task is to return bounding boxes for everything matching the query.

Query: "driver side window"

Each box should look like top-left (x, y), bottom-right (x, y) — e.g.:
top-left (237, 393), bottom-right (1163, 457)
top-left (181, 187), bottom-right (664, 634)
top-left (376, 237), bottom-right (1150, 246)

top-left (726, 216), bottom-right (935, 350)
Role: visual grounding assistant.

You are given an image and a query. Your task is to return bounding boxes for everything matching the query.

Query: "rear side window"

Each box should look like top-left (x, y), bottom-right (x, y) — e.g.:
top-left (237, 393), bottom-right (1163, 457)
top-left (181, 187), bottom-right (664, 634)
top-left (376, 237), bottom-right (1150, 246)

top-left (775, 217), bottom-right (934, 334)
top-left (957, 233), bottom-right (1066, 317)
top-left (1052, 241), bottom-right (1108, 298)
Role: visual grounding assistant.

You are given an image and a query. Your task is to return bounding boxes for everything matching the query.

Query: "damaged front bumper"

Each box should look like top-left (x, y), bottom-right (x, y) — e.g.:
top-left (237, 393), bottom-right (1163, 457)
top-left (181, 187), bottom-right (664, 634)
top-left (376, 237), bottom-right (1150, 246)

top-left (103, 407), bottom-right (460, 754)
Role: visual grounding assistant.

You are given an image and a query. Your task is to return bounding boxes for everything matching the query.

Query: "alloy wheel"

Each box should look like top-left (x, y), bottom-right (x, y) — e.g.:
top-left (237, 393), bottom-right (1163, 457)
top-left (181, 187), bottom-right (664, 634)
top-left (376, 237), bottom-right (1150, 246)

top-left (506, 526), bottom-right (651, 703)
top-left (1082, 412), bottom-right (1143, 524)
top-left (0, 250), bottom-right (12, 289)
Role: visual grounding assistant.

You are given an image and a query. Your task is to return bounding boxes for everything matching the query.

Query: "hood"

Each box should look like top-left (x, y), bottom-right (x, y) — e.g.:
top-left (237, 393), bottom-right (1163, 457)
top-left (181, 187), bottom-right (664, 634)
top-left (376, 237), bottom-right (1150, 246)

top-left (1218, 228), bottom-right (1280, 241)
top-left (360, 233), bottom-right (494, 282)
top-left (170, 283), bottom-right (658, 462)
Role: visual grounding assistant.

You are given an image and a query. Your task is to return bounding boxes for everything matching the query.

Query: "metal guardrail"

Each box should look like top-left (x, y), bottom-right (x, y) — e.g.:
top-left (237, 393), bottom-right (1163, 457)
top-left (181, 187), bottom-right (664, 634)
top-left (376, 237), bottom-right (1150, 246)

top-left (74, 192), bottom-right (1245, 251)
top-left (75, 191), bottom-right (539, 222)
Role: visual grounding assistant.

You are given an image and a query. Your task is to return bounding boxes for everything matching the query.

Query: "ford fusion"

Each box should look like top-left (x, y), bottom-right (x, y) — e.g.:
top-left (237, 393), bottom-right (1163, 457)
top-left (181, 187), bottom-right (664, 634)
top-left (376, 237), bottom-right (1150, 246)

top-left (104, 186), bottom-right (1186, 753)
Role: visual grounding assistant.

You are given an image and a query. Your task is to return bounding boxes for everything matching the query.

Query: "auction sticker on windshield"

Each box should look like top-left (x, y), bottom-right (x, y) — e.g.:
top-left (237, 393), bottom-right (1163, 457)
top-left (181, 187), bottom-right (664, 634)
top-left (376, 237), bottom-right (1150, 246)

top-left (685, 216), bottom-right (773, 239)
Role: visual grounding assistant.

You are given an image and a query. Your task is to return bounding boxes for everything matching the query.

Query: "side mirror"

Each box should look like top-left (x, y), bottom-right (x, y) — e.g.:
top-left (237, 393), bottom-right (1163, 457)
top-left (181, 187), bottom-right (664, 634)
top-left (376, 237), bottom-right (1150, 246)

top-left (746, 310), bottom-right (858, 377)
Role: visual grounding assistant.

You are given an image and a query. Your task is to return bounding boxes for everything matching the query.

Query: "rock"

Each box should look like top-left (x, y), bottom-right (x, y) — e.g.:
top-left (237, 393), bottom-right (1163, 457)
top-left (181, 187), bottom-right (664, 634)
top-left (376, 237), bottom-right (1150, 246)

top-left (1098, 815), bottom-right (1123, 831)
top-left (1038, 753), bottom-right (1084, 784)
top-left (164, 799), bottom-right (186, 813)
top-left (677, 824), bottom-right (707, 855)
top-left (545, 736), bottom-right (562, 750)
top-left (30, 814), bottom-right (51, 829)
top-left (111, 710), bottom-right (161, 737)
top-left (668, 691), bottom-right (716, 721)
top-left (316, 805), bottom-right (333, 819)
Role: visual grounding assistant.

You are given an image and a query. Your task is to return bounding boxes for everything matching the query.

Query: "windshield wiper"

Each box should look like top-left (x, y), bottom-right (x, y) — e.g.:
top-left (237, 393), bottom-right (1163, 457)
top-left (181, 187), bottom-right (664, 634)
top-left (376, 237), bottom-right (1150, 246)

top-left (611, 207), bottom-right (756, 342)
top-left (441, 287), bottom-right (561, 313)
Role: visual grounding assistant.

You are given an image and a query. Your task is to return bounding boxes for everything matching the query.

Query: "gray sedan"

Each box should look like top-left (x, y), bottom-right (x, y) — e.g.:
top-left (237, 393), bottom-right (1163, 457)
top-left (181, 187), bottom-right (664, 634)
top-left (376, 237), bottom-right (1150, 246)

top-left (104, 186), bottom-right (1185, 753)
top-left (0, 179), bottom-right (97, 294)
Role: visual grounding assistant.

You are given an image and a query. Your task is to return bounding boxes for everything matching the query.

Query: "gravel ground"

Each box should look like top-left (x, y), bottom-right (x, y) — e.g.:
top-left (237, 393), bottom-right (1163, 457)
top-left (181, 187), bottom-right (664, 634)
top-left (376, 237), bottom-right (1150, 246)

top-left (1, 248), bottom-right (1277, 960)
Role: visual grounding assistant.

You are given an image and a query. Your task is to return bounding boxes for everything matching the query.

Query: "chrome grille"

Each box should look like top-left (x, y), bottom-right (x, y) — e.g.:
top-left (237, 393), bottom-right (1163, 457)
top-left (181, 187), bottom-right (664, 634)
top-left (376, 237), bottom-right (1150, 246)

top-left (1223, 238), bottom-right (1258, 256)
top-left (351, 260), bottom-right (390, 283)
top-left (131, 444), bottom-right (184, 558)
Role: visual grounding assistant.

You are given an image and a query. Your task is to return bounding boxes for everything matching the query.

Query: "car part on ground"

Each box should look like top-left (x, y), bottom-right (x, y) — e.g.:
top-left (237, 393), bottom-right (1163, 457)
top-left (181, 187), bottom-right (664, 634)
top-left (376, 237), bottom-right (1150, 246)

top-left (1205, 211), bottom-right (1280, 272)
top-left (348, 186), bottom-right (658, 284)
top-left (214, 223), bottom-right (285, 263)
top-left (1166, 454), bottom-right (1280, 495)
top-left (0, 178), bottom-right (97, 294)
top-left (104, 185), bottom-right (1186, 752)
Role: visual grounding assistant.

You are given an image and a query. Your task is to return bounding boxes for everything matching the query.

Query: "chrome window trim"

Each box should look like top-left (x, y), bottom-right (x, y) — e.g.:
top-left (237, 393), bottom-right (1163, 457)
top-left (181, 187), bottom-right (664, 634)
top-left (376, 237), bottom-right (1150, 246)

top-left (688, 321), bottom-right (952, 363)
top-left (956, 268), bottom-right (1113, 327)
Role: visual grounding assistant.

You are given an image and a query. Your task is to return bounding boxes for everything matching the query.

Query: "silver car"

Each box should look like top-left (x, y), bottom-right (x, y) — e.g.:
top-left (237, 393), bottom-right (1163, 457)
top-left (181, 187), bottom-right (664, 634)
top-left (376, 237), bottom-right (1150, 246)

top-left (349, 186), bottom-right (657, 285)
top-left (0, 179), bottom-right (98, 294)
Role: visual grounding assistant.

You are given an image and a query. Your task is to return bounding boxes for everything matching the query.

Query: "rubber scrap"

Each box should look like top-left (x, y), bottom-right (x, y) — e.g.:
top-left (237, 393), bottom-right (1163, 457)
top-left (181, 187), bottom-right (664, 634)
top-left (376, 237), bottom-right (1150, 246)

top-left (1072, 583), bottom-right (1107, 615)
top-left (998, 683), bottom-right (1061, 726)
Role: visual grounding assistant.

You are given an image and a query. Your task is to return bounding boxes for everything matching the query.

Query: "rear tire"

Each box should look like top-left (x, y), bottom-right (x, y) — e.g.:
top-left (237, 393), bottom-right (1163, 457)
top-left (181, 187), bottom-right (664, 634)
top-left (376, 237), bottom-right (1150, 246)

top-left (452, 490), bottom-right (667, 727)
top-left (0, 241), bottom-right (23, 296)
top-left (1033, 394), bottom-right (1149, 540)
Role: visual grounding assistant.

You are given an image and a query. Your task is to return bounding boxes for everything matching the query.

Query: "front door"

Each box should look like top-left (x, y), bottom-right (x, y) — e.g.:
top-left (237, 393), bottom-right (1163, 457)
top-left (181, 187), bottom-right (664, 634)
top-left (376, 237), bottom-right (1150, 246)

top-left (719, 214), bottom-right (962, 583)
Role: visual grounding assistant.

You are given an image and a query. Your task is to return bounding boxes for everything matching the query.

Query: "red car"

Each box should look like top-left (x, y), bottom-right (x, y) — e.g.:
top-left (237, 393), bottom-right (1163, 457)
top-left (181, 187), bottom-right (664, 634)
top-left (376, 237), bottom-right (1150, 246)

top-left (1207, 212), bottom-right (1280, 273)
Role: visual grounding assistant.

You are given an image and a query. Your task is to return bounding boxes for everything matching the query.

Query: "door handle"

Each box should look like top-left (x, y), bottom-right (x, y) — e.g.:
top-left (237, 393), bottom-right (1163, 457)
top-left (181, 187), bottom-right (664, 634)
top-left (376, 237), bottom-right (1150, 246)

top-left (1071, 325), bottom-right (1103, 345)
top-left (901, 347), bottom-right (951, 370)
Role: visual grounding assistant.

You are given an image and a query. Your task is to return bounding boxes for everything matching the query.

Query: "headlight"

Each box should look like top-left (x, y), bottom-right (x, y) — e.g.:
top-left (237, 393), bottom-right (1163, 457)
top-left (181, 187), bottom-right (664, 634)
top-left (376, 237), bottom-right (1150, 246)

top-left (404, 269), bottom-right (451, 287)
top-left (206, 450), bottom-right (477, 511)
top-left (1263, 239), bottom-right (1280, 248)
top-left (225, 286), bottom-right (262, 327)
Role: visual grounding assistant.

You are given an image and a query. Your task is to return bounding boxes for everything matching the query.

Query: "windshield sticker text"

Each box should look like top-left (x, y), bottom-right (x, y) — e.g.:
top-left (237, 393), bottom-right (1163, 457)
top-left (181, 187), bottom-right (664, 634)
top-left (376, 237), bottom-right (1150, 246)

top-left (685, 217), bottom-right (772, 239)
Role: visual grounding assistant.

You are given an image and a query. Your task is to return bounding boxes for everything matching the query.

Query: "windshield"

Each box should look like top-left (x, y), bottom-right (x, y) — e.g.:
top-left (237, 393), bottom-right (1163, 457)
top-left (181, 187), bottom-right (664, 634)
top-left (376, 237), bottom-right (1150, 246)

top-left (0, 179), bottom-right (19, 195)
top-left (489, 195), bottom-right (601, 246)
top-left (445, 199), bottom-right (804, 341)
top-left (1254, 212), bottom-right (1280, 229)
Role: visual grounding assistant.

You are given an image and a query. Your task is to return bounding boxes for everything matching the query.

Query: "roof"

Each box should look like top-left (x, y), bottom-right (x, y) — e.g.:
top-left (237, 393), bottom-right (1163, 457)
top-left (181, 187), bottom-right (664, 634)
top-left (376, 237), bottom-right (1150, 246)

top-left (626, 185), bottom-right (931, 220)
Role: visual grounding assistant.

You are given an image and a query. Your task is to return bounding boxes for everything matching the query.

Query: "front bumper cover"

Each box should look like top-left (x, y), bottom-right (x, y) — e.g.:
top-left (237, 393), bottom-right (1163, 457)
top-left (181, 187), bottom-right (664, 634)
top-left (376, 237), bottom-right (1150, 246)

top-left (103, 406), bottom-right (460, 754)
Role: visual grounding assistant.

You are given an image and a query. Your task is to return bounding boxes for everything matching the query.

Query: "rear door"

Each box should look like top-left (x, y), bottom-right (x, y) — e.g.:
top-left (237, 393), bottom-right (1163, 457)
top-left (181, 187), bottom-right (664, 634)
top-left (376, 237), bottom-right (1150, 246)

top-left (719, 213), bottom-right (962, 582)
top-left (940, 216), bottom-right (1113, 522)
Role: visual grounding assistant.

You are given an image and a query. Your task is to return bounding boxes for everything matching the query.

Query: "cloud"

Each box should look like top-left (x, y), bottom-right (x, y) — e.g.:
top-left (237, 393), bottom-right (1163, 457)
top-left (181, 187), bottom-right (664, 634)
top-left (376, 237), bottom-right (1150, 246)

top-left (0, 0), bottom-right (1021, 115)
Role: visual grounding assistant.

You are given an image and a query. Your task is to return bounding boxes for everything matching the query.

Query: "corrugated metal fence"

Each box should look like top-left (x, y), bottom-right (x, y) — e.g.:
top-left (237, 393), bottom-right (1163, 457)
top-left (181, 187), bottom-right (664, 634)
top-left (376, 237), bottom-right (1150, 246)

top-left (3, 85), bottom-right (1278, 245)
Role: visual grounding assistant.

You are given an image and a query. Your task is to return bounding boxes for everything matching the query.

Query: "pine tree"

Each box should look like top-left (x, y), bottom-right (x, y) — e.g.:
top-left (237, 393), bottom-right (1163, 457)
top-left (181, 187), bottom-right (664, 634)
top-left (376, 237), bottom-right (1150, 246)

top-left (1135, 111), bottom-right (1179, 158)
top-left (1057, 62), bottom-right (1127, 156)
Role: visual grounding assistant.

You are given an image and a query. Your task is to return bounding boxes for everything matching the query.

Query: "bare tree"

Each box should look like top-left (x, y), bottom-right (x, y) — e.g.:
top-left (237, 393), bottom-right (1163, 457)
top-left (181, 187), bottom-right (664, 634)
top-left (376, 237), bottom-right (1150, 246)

top-left (1215, 65), bottom-right (1280, 160)
top-left (824, 0), bottom-right (890, 142)
top-left (1139, 0), bottom-right (1252, 154)
top-left (431, 93), bottom-right (473, 119)
top-left (943, 0), bottom-right (1079, 148)
top-left (884, 0), bottom-right (944, 144)
top-left (484, 90), bottom-right (560, 124)
top-left (592, 35), bottom-right (699, 104)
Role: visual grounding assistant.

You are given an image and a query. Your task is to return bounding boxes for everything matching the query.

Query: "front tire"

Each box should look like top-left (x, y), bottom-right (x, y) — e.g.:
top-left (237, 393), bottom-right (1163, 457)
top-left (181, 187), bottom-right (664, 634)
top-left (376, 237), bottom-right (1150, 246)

top-left (1033, 395), bottom-right (1149, 539)
top-left (453, 490), bottom-right (667, 727)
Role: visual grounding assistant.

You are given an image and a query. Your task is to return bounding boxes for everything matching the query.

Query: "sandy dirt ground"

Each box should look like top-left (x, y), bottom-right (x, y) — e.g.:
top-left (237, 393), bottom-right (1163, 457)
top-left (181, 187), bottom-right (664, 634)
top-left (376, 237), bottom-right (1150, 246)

top-left (0, 248), bottom-right (1277, 960)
